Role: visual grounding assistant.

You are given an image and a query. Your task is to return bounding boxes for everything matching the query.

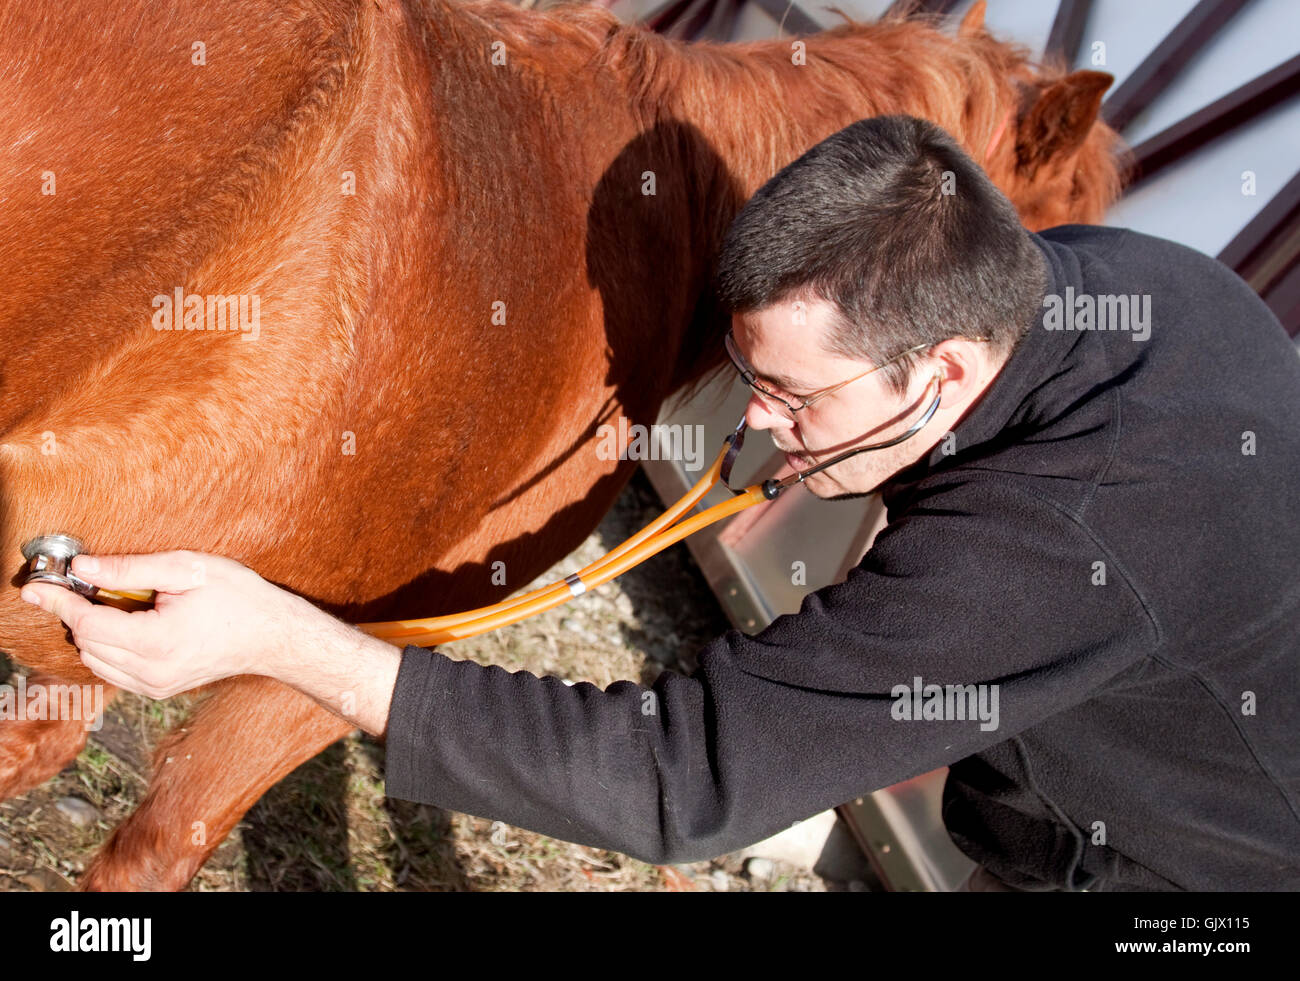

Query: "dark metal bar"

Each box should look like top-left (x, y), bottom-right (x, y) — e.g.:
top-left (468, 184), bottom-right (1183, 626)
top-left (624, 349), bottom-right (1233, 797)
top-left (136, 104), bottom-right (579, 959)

top-left (1260, 261), bottom-right (1300, 337)
top-left (1218, 170), bottom-right (1300, 337)
top-left (643, 0), bottom-right (772, 42)
top-left (1103, 0), bottom-right (1251, 133)
top-left (1125, 53), bottom-right (1300, 189)
top-left (748, 0), bottom-right (823, 36)
top-left (654, 0), bottom-right (717, 39)
top-left (1044, 0), bottom-right (1092, 66)
top-left (1218, 170), bottom-right (1300, 272)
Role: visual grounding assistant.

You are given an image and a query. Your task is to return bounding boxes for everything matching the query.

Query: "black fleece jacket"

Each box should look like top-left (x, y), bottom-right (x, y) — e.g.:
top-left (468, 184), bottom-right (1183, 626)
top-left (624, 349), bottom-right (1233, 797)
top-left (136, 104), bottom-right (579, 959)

top-left (383, 225), bottom-right (1300, 891)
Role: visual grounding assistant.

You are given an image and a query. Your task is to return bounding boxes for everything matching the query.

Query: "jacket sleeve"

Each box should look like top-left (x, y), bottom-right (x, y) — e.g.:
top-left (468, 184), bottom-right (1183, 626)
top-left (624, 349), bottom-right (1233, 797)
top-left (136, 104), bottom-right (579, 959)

top-left (382, 476), bottom-right (1159, 864)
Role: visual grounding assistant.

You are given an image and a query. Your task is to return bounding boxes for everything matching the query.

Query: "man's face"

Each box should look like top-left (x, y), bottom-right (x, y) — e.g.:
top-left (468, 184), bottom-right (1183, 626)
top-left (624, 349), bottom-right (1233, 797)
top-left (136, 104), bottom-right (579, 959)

top-left (731, 299), bottom-right (954, 499)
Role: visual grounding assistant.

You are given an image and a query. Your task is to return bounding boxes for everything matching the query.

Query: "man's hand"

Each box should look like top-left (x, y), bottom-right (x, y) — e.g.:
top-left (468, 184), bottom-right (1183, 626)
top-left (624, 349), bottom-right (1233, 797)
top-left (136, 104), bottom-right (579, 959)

top-left (19, 550), bottom-right (317, 698)
top-left (20, 549), bottom-right (405, 734)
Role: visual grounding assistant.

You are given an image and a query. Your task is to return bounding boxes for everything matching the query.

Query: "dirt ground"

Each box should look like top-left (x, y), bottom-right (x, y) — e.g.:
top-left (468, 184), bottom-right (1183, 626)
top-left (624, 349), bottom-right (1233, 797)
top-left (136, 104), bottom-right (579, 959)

top-left (1, 470), bottom-right (868, 892)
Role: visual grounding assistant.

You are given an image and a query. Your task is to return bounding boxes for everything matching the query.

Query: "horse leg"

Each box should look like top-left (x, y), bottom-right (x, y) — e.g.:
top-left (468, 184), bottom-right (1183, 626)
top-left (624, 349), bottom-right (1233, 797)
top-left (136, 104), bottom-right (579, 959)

top-left (0, 671), bottom-right (115, 802)
top-left (77, 674), bottom-right (354, 892)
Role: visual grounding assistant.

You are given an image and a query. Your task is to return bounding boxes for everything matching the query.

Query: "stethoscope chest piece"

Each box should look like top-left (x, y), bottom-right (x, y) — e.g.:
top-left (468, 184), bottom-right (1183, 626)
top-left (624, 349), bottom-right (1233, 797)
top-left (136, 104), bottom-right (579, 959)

top-left (21, 533), bottom-right (90, 593)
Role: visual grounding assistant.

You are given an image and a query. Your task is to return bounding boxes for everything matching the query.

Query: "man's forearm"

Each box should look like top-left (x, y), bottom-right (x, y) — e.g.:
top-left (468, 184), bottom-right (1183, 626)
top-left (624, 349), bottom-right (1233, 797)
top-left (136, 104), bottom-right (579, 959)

top-left (261, 596), bottom-right (404, 737)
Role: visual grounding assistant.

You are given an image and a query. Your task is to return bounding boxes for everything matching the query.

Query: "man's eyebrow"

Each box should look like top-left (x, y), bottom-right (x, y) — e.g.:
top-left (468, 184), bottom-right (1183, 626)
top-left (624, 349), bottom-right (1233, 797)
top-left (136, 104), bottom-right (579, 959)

top-left (732, 332), bottom-right (815, 391)
top-left (753, 364), bottom-right (813, 392)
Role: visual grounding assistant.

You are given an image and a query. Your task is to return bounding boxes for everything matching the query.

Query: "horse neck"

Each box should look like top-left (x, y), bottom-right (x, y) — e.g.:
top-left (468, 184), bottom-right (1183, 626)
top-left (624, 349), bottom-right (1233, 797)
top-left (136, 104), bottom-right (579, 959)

top-left (602, 19), bottom-right (1017, 201)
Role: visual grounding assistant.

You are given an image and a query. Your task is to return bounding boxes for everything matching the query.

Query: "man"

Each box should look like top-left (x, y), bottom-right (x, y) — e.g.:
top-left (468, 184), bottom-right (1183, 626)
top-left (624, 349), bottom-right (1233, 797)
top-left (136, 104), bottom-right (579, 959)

top-left (23, 116), bottom-right (1299, 891)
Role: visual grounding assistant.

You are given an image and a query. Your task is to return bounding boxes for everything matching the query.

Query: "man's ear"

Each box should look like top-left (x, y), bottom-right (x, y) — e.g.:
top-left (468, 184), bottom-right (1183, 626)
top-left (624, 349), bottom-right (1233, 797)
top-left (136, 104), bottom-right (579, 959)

top-left (929, 338), bottom-right (987, 403)
top-left (1015, 70), bottom-right (1113, 177)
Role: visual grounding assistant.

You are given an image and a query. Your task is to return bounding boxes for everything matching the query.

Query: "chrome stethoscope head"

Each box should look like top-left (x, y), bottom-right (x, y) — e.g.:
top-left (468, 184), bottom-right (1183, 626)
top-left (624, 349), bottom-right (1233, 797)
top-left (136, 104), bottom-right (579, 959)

top-left (20, 535), bottom-right (156, 607)
top-left (20, 533), bottom-right (99, 596)
top-left (720, 373), bottom-right (943, 499)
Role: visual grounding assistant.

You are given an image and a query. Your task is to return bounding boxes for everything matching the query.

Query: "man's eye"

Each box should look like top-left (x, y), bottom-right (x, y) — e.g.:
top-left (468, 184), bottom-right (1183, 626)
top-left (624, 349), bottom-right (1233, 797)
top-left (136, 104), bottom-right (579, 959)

top-left (763, 384), bottom-right (802, 402)
top-left (774, 386), bottom-right (811, 402)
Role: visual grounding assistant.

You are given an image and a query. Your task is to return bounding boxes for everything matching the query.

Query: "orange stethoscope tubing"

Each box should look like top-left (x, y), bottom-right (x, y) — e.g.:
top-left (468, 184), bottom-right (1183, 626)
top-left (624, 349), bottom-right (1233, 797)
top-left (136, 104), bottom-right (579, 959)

top-left (16, 423), bottom-right (761, 631)
top-left (360, 372), bottom-right (942, 647)
top-left (357, 420), bottom-right (767, 647)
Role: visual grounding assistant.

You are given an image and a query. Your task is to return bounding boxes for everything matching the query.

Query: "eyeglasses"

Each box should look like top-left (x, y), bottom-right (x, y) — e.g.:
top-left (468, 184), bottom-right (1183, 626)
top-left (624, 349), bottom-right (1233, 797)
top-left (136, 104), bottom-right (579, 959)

top-left (724, 328), bottom-right (989, 417)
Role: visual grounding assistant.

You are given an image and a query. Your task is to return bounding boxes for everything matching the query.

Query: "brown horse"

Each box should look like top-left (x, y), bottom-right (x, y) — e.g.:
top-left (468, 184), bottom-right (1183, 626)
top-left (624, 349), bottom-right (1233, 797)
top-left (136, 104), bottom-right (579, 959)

top-left (0, 0), bottom-right (1121, 890)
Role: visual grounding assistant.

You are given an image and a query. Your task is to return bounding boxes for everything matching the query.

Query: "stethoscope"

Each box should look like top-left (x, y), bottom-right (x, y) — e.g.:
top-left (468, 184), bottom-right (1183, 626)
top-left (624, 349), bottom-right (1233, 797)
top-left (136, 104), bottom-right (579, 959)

top-left (20, 375), bottom-right (943, 647)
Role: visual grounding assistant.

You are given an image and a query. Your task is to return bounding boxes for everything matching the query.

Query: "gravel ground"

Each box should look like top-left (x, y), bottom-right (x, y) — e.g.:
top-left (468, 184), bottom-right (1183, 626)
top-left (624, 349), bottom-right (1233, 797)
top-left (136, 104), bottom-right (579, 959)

top-left (0, 469), bottom-right (868, 892)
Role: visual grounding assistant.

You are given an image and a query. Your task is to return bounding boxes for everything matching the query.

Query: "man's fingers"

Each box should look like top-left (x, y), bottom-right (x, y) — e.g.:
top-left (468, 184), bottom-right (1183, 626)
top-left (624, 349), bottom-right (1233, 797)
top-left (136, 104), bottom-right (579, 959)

top-left (21, 583), bottom-right (154, 650)
top-left (78, 633), bottom-right (152, 670)
top-left (21, 582), bottom-right (95, 632)
top-left (69, 550), bottom-right (214, 594)
top-left (79, 604), bottom-right (162, 652)
top-left (78, 649), bottom-right (149, 697)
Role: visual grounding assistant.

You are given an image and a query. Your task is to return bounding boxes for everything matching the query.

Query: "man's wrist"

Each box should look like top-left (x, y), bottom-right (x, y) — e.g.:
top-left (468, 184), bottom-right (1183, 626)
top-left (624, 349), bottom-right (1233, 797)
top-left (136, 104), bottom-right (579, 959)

top-left (257, 595), bottom-right (405, 736)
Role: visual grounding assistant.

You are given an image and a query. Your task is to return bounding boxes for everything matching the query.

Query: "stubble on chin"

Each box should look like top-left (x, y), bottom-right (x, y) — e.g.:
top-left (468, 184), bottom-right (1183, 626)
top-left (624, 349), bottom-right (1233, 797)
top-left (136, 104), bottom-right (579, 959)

top-left (804, 453), bottom-right (908, 500)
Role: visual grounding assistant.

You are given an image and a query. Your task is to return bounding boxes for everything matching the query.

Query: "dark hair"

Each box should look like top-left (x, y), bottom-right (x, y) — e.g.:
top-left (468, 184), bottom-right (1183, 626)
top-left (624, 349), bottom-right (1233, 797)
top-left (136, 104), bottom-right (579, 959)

top-left (713, 115), bottom-right (1046, 397)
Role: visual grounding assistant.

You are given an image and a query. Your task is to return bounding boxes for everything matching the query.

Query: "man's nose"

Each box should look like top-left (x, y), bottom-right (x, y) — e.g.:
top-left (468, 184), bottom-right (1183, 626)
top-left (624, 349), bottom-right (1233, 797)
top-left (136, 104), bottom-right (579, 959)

top-left (744, 393), bottom-right (796, 433)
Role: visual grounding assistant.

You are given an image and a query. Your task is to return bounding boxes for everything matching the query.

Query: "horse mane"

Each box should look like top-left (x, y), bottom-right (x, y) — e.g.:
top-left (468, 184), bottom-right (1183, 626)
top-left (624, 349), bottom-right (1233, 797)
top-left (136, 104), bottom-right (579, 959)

top-left (435, 0), bottom-right (1121, 235)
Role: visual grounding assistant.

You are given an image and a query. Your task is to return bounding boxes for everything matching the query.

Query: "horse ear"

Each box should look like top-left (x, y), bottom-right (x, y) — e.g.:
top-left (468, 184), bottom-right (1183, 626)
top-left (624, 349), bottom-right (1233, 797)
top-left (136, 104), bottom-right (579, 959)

top-left (1015, 70), bottom-right (1113, 174)
top-left (958, 0), bottom-right (986, 37)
